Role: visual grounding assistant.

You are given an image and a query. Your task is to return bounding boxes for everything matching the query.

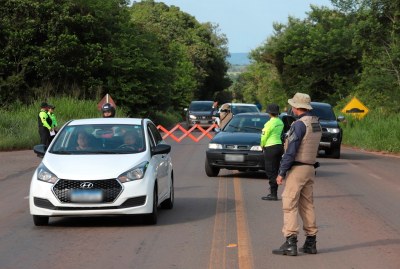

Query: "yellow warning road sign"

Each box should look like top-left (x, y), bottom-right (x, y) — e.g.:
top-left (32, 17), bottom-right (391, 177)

top-left (341, 97), bottom-right (369, 118)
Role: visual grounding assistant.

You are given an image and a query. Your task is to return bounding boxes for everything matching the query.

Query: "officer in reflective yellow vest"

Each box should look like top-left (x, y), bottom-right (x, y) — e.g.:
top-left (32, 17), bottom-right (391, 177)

top-left (38, 102), bottom-right (52, 147)
top-left (260, 103), bottom-right (284, 201)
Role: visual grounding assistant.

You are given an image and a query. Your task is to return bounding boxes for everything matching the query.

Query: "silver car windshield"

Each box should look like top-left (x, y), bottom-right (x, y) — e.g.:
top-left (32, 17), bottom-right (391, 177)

top-left (49, 124), bottom-right (145, 155)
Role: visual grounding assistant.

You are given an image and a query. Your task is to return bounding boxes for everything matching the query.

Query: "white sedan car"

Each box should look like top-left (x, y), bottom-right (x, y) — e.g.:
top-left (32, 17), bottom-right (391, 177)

top-left (30, 118), bottom-right (174, 226)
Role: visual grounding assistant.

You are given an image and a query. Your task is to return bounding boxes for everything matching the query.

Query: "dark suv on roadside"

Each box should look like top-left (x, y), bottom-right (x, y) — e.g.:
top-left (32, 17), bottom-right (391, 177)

top-left (184, 100), bottom-right (216, 128)
top-left (288, 102), bottom-right (345, 158)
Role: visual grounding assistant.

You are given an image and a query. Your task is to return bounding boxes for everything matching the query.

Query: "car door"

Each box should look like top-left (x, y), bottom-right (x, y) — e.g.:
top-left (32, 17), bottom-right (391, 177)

top-left (147, 122), bottom-right (170, 201)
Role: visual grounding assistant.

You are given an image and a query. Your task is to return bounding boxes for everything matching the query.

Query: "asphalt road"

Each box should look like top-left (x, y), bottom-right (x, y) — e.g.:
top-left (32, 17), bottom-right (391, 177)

top-left (0, 139), bottom-right (399, 269)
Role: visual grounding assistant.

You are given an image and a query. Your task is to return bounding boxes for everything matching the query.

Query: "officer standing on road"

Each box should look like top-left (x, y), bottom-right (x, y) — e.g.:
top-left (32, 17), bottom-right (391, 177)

top-left (38, 102), bottom-right (52, 147)
top-left (260, 103), bottom-right (284, 201)
top-left (272, 92), bottom-right (322, 256)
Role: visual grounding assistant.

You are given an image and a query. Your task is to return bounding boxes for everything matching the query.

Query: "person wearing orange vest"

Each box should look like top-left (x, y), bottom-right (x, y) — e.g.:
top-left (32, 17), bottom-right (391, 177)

top-left (272, 93), bottom-right (322, 256)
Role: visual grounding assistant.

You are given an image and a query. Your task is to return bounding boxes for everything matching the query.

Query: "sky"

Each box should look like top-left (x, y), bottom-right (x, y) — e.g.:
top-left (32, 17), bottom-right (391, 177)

top-left (155, 0), bottom-right (333, 53)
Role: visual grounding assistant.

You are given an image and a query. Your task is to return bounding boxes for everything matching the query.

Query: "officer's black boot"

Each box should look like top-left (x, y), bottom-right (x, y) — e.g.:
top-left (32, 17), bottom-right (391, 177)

top-left (272, 235), bottom-right (298, 256)
top-left (299, 235), bottom-right (317, 254)
top-left (261, 187), bottom-right (278, 201)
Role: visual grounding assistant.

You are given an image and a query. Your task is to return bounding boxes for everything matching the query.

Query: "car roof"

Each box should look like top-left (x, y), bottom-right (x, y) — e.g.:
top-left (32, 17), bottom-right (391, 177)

top-left (190, 100), bottom-right (213, 104)
top-left (67, 118), bottom-right (146, 126)
top-left (225, 103), bottom-right (258, 107)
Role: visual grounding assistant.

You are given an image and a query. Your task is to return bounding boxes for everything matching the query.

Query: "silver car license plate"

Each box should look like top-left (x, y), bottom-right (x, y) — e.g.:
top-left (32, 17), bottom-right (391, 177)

top-left (225, 154), bottom-right (244, 162)
top-left (70, 189), bottom-right (103, 202)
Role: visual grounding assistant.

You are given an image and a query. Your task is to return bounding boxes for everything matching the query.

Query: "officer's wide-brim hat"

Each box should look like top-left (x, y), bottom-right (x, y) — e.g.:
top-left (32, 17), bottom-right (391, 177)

top-left (48, 104), bottom-right (55, 109)
top-left (40, 102), bottom-right (48, 108)
top-left (288, 93), bottom-right (313, 110)
top-left (266, 104), bottom-right (280, 114)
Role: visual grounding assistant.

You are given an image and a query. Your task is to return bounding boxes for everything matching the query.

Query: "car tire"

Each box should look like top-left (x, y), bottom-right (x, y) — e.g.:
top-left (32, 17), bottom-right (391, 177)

top-left (205, 158), bottom-right (220, 177)
top-left (144, 187), bottom-right (158, 225)
top-left (160, 178), bottom-right (174, 210)
top-left (33, 215), bottom-right (49, 226)
top-left (330, 146), bottom-right (341, 159)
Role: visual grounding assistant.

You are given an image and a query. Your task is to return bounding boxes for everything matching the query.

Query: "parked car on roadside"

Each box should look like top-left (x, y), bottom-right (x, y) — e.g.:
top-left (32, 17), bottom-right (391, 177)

top-left (205, 112), bottom-right (293, 177)
top-left (287, 102), bottom-right (345, 158)
top-left (184, 100), bottom-right (216, 128)
top-left (29, 118), bottom-right (174, 226)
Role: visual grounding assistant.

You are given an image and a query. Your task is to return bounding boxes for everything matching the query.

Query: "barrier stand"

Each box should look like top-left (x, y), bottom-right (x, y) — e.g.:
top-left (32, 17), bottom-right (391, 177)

top-left (157, 123), bottom-right (217, 142)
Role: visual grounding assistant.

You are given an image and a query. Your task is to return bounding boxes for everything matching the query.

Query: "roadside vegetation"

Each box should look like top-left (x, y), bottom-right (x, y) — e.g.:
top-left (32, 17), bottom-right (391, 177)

top-left (340, 112), bottom-right (400, 154)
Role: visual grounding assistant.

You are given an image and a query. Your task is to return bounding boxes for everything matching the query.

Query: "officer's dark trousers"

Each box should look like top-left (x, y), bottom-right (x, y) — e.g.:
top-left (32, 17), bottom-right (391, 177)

top-left (263, 144), bottom-right (284, 189)
top-left (39, 127), bottom-right (50, 147)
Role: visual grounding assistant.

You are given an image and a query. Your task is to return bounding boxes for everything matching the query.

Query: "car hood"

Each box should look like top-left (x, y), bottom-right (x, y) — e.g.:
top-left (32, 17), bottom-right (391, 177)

top-left (41, 152), bottom-right (148, 180)
top-left (211, 132), bottom-right (261, 145)
top-left (318, 120), bottom-right (339, 128)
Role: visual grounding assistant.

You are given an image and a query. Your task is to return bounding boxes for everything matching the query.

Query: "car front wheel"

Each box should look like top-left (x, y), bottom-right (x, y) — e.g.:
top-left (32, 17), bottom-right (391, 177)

top-left (330, 146), bottom-right (341, 159)
top-left (205, 158), bottom-right (220, 177)
top-left (144, 187), bottom-right (158, 225)
top-left (160, 178), bottom-right (174, 209)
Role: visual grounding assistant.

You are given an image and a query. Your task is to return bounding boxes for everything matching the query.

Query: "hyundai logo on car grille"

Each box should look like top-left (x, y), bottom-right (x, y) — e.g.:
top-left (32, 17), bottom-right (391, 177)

top-left (80, 182), bottom-right (94, 189)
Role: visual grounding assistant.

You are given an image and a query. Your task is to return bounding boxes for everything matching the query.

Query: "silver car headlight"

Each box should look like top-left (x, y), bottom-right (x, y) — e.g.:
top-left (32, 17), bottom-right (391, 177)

top-left (250, 145), bottom-right (263, 151)
top-left (117, 161), bottom-right (149, 183)
top-left (37, 164), bottom-right (59, 184)
top-left (189, 114), bottom-right (197, 120)
top-left (326, 128), bottom-right (340, 134)
top-left (209, 143), bottom-right (222, 149)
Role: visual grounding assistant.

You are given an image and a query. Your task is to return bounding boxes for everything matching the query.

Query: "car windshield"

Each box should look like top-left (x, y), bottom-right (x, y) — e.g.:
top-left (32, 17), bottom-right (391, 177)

top-left (311, 105), bottom-right (336, 120)
top-left (224, 114), bottom-right (270, 133)
top-left (230, 105), bottom-right (260, 114)
top-left (49, 124), bottom-right (145, 155)
top-left (189, 102), bottom-right (213, 111)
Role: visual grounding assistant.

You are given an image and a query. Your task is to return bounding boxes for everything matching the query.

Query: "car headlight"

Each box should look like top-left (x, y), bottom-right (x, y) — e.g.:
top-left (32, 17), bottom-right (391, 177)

top-left (189, 114), bottom-right (197, 120)
top-left (250, 145), bottom-right (263, 151)
top-left (117, 161), bottom-right (149, 183)
top-left (37, 164), bottom-right (59, 184)
top-left (326, 128), bottom-right (340, 134)
top-left (208, 143), bottom-right (222, 149)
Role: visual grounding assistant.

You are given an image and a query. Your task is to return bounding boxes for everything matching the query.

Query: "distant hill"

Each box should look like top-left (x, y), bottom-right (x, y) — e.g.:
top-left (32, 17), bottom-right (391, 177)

top-left (227, 53), bottom-right (250, 65)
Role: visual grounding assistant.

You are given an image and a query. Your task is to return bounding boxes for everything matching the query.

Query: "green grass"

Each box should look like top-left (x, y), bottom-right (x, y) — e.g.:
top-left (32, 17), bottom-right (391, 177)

top-left (340, 111), bottom-right (400, 153)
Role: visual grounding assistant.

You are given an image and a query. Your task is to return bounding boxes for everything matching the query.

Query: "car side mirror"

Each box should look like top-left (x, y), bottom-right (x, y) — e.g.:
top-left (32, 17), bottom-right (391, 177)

top-left (337, 115), bottom-right (345, 122)
top-left (33, 144), bottom-right (47, 158)
top-left (151, 144), bottom-right (171, 156)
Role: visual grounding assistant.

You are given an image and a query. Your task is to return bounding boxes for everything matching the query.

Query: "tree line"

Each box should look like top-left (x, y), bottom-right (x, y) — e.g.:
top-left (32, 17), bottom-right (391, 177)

top-left (0, 0), bottom-right (230, 117)
top-left (2, 0), bottom-right (398, 117)
top-left (232, 0), bottom-right (399, 113)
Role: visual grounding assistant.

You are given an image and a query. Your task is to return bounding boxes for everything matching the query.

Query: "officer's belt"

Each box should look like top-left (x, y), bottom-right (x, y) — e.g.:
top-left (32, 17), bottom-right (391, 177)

top-left (292, 161), bottom-right (320, 168)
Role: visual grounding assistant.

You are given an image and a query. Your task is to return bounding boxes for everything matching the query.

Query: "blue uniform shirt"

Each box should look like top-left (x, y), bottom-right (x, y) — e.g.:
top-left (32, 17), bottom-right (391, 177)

top-left (278, 112), bottom-right (311, 177)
